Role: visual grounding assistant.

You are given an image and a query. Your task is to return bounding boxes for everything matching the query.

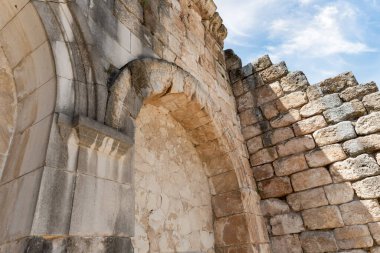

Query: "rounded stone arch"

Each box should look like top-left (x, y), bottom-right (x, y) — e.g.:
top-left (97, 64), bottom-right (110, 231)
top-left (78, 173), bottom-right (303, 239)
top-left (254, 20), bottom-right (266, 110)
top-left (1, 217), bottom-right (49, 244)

top-left (106, 58), bottom-right (267, 251)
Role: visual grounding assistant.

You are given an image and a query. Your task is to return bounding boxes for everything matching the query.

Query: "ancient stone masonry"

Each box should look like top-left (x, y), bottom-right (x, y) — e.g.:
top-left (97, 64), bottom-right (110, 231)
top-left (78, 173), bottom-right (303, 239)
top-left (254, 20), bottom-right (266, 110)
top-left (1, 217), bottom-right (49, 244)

top-left (227, 50), bottom-right (380, 253)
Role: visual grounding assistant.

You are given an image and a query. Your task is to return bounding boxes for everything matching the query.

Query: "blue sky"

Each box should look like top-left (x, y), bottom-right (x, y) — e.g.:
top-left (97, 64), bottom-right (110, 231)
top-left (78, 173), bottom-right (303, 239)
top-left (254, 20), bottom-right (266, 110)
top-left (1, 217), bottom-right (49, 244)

top-left (214, 0), bottom-right (380, 85)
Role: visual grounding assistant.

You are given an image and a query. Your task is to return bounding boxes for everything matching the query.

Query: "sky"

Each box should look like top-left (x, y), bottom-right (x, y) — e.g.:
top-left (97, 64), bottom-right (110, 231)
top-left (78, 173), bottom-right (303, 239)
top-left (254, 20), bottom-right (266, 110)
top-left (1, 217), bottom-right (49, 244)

top-left (214, 0), bottom-right (380, 85)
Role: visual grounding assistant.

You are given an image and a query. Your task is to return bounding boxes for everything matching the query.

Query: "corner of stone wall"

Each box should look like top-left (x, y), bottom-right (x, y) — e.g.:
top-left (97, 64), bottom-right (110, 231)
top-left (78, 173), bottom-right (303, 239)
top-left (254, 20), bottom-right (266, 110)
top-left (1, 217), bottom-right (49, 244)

top-left (225, 50), bottom-right (380, 253)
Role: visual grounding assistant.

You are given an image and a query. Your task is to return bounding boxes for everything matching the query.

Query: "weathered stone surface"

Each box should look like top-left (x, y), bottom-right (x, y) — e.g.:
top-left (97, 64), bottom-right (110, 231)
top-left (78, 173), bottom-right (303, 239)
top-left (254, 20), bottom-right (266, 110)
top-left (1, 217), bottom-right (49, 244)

top-left (260, 61), bottom-right (288, 84)
top-left (262, 127), bottom-right (294, 147)
top-left (280, 71), bottom-right (309, 93)
top-left (340, 81), bottom-right (378, 102)
top-left (261, 101), bottom-right (280, 120)
top-left (271, 235), bottom-right (302, 253)
top-left (355, 112), bottom-right (380, 135)
top-left (293, 115), bottom-right (327, 136)
top-left (239, 108), bottom-right (263, 127)
top-left (313, 121), bottom-right (356, 146)
top-left (334, 225), bottom-right (373, 250)
top-left (253, 54), bottom-right (272, 72)
top-left (232, 80), bottom-right (249, 97)
top-left (372, 247), bottom-right (380, 253)
top-left (323, 99), bottom-right (366, 124)
top-left (256, 81), bottom-right (284, 106)
top-left (302, 206), bottom-right (344, 230)
top-left (306, 85), bottom-right (323, 101)
top-left (368, 222), bottom-right (380, 244)
top-left (257, 177), bottom-right (293, 199)
top-left (250, 147), bottom-right (278, 166)
top-left (261, 198), bottom-right (290, 217)
top-left (212, 191), bottom-right (244, 218)
top-left (247, 136), bottom-right (263, 154)
top-left (270, 213), bottom-right (305, 235)
top-left (318, 72), bottom-right (358, 94)
top-left (377, 153), bottom-right (380, 165)
top-left (324, 183), bottom-right (354, 205)
top-left (291, 167), bottom-right (332, 192)
top-left (343, 134), bottom-right (380, 156)
top-left (270, 109), bottom-right (300, 128)
top-left (340, 200), bottom-right (380, 225)
top-left (277, 135), bottom-right (316, 157)
top-left (276, 91), bottom-right (308, 112)
top-left (363, 91), bottom-right (380, 112)
top-left (330, 154), bottom-right (380, 182)
top-left (273, 154), bottom-right (309, 176)
top-left (300, 231), bottom-right (338, 253)
top-left (287, 187), bottom-right (328, 211)
top-left (252, 163), bottom-right (274, 181)
top-left (352, 176), bottom-right (380, 199)
top-left (305, 144), bottom-right (347, 168)
top-left (242, 121), bottom-right (271, 140)
top-left (300, 94), bottom-right (342, 118)
top-left (237, 91), bottom-right (255, 112)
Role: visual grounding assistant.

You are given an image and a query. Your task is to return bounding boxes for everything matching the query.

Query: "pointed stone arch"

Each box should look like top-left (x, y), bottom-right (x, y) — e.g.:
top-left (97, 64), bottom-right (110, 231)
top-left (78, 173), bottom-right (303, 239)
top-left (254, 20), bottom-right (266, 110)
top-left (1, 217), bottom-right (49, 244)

top-left (106, 58), bottom-right (268, 251)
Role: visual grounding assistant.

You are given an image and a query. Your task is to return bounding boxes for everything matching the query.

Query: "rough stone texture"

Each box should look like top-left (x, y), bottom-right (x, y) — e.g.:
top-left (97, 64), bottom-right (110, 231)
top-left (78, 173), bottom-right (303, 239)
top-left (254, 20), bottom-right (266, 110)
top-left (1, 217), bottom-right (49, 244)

top-left (368, 222), bottom-right (380, 244)
top-left (270, 213), bottom-right (305, 235)
top-left (340, 200), bottom-right (380, 225)
top-left (270, 109), bottom-right (301, 128)
top-left (293, 115), bottom-right (327, 136)
top-left (252, 163), bottom-right (274, 181)
top-left (257, 177), bottom-right (293, 199)
top-left (300, 94), bottom-right (342, 117)
top-left (313, 121), bottom-right (356, 147)
top-left (273, 154), bottom-right (309, 176)
top-left (277, 135), bottom-right (316, 157)
top-left (305, 144), bottom-right (347, 167)
top-left (261, 199), bottom-right (291, 217)
top-left (262, 127), bottom-right (294, 147)
top-left (291, 167), bottom-right (332, 192)
top-left (239, 108), bottom-right (263, 128)
top-left (340, 81), bottom-right (378, 102)
top-left (355, 112), bottom-right (380, 135)
top-left (343, 134), bottom-right (380, 156)
top-left (334, 225), bottom-right (373, 250)
top-left (324, 183), bottom-right (354, 205)
top-left (300, 231), bottom-right (338, 253)
top-left (250, 147), bottom-right (278, 166)
top-left (256, 81), bottom-right (284, 106)
top-left (330, 154), bottom-right (380, 182)
top-left (302, 206), bottom-right (344, 230)
top-left (260, 61), bottom-right (288, 84)
top-left (252, 54), bottom-right (272, 72)
top-left (287, 187), bottom-right (328, 211)
top-left (280, 71), bottom-right (309, 94)
top-left (363, 91), bottom-right (380, 112)
top-left (276, 91), bottom-right (308, 112)
top-left (271, 235), bottom-right (303, 253)
top-left (352, 176), bottom-right (380, 199)
top-left (318, 72), bottom-right (358, 94)
top-left (323, 100), bottom-right (366, 124)
top-left (247, 136), bottom-right (263, 154)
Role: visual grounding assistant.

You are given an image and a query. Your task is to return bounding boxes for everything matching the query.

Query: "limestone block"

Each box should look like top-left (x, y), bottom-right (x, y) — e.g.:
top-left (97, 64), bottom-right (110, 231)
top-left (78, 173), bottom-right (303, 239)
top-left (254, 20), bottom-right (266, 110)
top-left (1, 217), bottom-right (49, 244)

top-left (252, 164), bottom-right (274, 181)
top-left (300, 94), bottom-right (342, 118)
top-left (209, 170), bottom-right (239, 195)
top-left (257, 177), bottom-right (293, 199)
top-left (318, 72), bottom-right (358, 94)
top-left (214, 214), bottom-right (254, 246)
top-left (239, 108), bottom-right (263, 127)
top-left (302, 206), bottom-right (344, 230)
top-left (305, 144), bottom-right (347, 168)
top-left (340, 81), bottom-right (378, 102)
top-left (261, 198), bottom-right (290, 217)
top-left (291, 167), bottom-right (332, 192)
top-left (270, 213), bottom-right (305, 235)
top-left (260, 61), bottom-right (288, 84)
top-left (313, 121), bottom-right (356, 146)
top-left (287, 187), bottom-right (328, 211)
top-left (306, 85), bottom-right (323, 101)
top-left (324, 183), bottom-right (354, 205)
top-left (340, 200), bottom-right (380, 225)
top-left (331, 154), bottom-right (380, 183)
top-left (368, 222), bottom-right (380, 244)
top-left (241, 63), bottom-right (254, 78)
top-left (277, 135), bottom-right (315, 157)
top-left (363, 91), bottom-right (380, 112)
top-left (323, 99), bottom-right (366, 124)
top-left (253, 54), bottom-right (272, 72)
top-left (372, 247), bottom-right (380, 253)
top-left (355, 112), bottom-right (380, 135)
top-left (343, 134), bottom-right (380, 156)
top-left (280, 71), bottom-right (309, 93)
top-left (262, 127), bottom-right (294, 147)
top-left (270, 109), bottom-right (301, 128)
top-left (247, 136), bottom-right (263, 154)
top-left (242, 121), bottom-right (270, 140)
top-left (352, 176), bottom-right (380, 199)
top-left (271, 235), bottom-right (302, 253)
top-left (236, 91), bottom-right (255, 112)
top-left (250, 147), bottom-right (278, 167)
top-left (256, 81), bottom-right (284, 106)
top-left (300, 231), bottom-right (338, 253)
top-left (232, 80), bottom-right (249, 97)
top-left (276, 91), bottom-right (308, 112)
top-left (334, 225), bottom-right (373, 250)
top-left (293, 115), bottom-right (327, 136)
top-left (261, 101), bottom-right (280, 120)
top-left (212, 191), bottom-right (244, 218)
top-left (273, 154), bottom-right (309, 176)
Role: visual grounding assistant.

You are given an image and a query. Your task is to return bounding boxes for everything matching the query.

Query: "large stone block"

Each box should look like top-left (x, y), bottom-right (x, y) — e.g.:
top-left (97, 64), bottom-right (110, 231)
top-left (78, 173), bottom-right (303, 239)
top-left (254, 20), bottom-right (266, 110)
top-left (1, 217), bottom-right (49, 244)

top-left (323, 100), bottom-right (366, 124)
top-left (306, 85), bottom-right (323, 101)
top-left (355, 112), bottom-right (380, 135)
top-left (260, 61), bottom-right (288, 84)
top-left (290, 167), bottom-right (332, 192)
top-left (330, 154), bottom-right (380, 182)
top-left (276, 91), bottom-right (308, 112)
top-left (369, 222), bottom-right (380, 244)
top-left (270, 213), bottom-right (305, 235)
top-left (212, 191), bottom-right (244, 218)
top-left (262, 127), bottom-right (294, 147)
top-left (352, 176), bottom-right (380, 199)
top-left (302, 206), bottom-right (344, 230)
top-left (280, 71), bottom-right (309, 93)
top-left (261, 101), bottom-right (280, 120)
top-left (334, 225), bottom-right (373, 250)
top-left (273, 154), bottom-right (309, 176)
top-left (300, 231), bottom-right (338, 253)
top-left (271, 235), bottom-right (302, 253)
top-left (250, 147), bottom-right (278, 166)
top-left (318, 72), bottom-right (358, 94)
top-left (343, 134), bottom-right (380, 156)
top-left (270, 109), bottom-right (300, 128)
top-left (257, 177), bottom-right (293, 199)
top-left (287, 187), bottom-right (328, 211)
top-left (363, 91), bottom-right (380, 112)
top-left (253, 54), bottom-right (272, 72)
top-left (305, 144), bottom-right (347, 167)
top-left (313, 121), bottom-right (356, 147)
top-left (252, 163), bottom-right (274, 181)
top-left (239, 108), bottom-right (263, 127)
top-left (277, 135), bottom-right (315, 157)
top-left (324, 183), bottom-right (354, 205)
top-left (236, 91), bottom-right (255, 112)
top-left (340, 81), bottom-right (378, 102)
top-left (242, 121), bottom-right (271, 140)
top-left (340, 200), bottom-right (380, 225)
top-left (293, 115), bottom-right (327, 136)
top-left (261, 198), bottom-right (290, 217)
top-left (247, 136), bottom-right (263, 154)
top-left (300, 94), bottom-right (342, 118)
top-left (256, 81), bottom-right (284, 106)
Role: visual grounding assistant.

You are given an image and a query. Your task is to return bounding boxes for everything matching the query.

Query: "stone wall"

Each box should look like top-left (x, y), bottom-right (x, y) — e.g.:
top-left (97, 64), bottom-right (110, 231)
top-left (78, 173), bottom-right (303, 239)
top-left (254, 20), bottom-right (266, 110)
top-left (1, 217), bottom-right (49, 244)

top-left (227, 51), bottom-right (380, 253)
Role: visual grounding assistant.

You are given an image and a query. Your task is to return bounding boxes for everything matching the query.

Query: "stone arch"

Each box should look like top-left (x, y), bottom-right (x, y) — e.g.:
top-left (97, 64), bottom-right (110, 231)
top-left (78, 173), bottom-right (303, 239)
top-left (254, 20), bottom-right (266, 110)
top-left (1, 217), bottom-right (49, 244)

top-left (106, 58), bottom-right (268, 251)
